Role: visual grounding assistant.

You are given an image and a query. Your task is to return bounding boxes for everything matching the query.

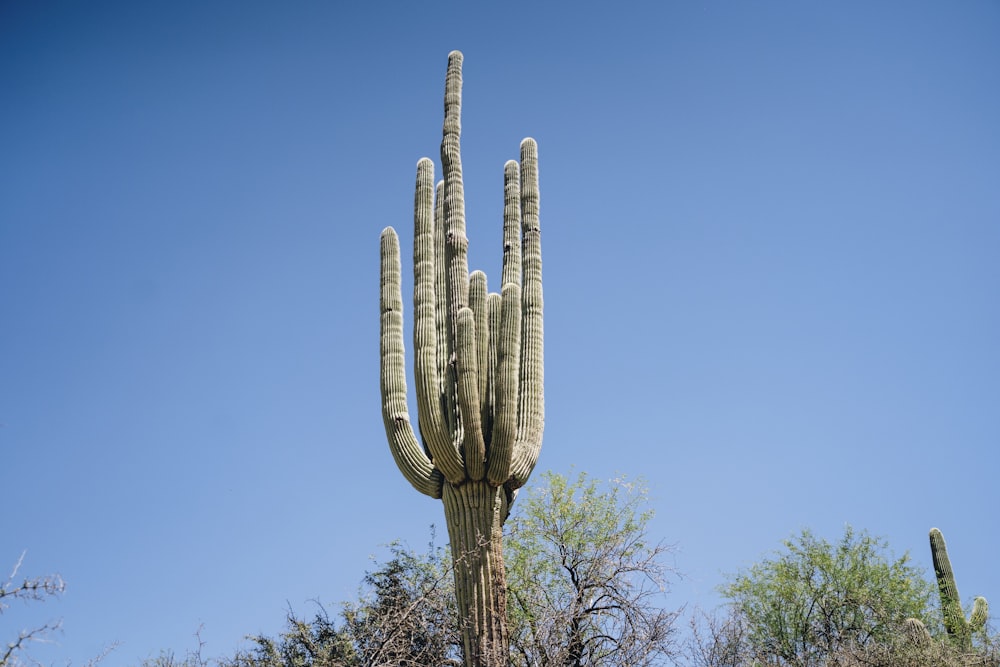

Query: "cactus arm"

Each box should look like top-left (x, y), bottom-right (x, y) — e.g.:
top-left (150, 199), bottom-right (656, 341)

top-left (433, 181), bottom-right (449, 397)
top-left (487, 160), bottom-right (525, 485)
top-left (501, 160), bottom-right (523, 291)
top-left (431, 179), bottom-right (460, 442)
top-left (470, 271), bottom-right (490, 423)
top-left (509, 138), bottom-right (544, 487)
top-left (412, 159), bottom-right (465, 485)
top-left (518, 138), bottom-right (544, 444)
top-left (487, 282), bottom-right (522, 486)
top-left (931, 527), bottom-right (967, 639)
top-left (441, 51), bottom-right (469, 470)
top-left (456, 307), bottom-right (486, 480)
top-left (442, 51), bottom-right (470, 354)
top-left (442, 188), bottom-right (469, 460)
top-left (929, 527), bottom-right (989, 648)
top-left (439, 49), bottom-right (480, 483)
top-left (971, 596), bottom-right (988, 630)
top-left (485, 291), bottom-right (501, 442)
top-left (379, 227), bottom-right (444, 499)
top-left (485, 160), bottom-right (524, 486)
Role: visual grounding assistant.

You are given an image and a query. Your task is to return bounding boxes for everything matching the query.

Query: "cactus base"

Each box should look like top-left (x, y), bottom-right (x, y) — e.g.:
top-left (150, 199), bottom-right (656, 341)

top-left (443, 480), bottom-right (510, 666)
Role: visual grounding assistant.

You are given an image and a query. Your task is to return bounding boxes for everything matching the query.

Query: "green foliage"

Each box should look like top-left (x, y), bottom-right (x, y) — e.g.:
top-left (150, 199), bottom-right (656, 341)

top-left (505, 471), bottom-right (679, 667)
top-left (689, 606), bottom-right (1000, 667)
top-left (718, 525), bottom-right (935, 667)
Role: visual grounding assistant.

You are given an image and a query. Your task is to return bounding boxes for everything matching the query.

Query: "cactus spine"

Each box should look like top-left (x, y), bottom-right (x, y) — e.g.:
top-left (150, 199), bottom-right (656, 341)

top-left (929, 527), bottom-right (989, 650)
top-left (379, 50), bottom-right (543, 667)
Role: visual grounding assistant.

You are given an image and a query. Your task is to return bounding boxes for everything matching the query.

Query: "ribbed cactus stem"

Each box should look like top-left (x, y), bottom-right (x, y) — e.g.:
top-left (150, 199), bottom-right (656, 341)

top-left (971, 596), bottom-right (989, 627)
top-left (378, 50), bottom-right (544, 667)
top-left (378, 228), bottom-right (444, 499)
top-left (510, 138), bottom-right (544, 487)
top-left (457, 306), bottom-right (486, 480)
top-left (413, 158), bottom-right (463, 485)
top-left (929, 527), bottom-right (989, 650)
top-left (903, 617), bottom-right (932, 646)
top-left (413, 158), bottom-right (464, 486)
top-left (444, 481), bottom-right (510, 663)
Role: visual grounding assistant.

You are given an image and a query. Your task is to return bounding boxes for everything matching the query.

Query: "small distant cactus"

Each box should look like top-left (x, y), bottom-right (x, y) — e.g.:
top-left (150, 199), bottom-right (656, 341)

top-left (929, 527), bottom-right (989, 650)
top-left (903, 617), bottom-right (932, 646)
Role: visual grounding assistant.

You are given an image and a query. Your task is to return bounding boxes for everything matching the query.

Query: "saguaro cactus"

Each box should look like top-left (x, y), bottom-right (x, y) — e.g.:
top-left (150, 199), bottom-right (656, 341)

top-left (929, 527), bottom-right (988, 650)
top-left (379, 51), bottom-right (543, 666)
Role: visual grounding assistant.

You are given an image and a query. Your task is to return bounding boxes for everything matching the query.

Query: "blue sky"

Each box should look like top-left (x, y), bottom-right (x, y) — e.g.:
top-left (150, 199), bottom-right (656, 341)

top-left (2, 2), bottom-right (998, 665)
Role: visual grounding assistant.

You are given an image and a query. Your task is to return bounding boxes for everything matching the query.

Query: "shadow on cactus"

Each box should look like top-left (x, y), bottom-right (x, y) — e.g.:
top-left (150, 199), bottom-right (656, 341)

top-left (378, 50), bottom-right (543, 667)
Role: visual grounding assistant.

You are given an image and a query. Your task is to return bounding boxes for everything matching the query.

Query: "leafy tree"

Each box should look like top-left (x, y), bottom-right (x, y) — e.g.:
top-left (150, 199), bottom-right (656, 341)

top-left (714, 525), bottom-right (936, 667)
top-left (504, 471), bottom-right (680, 667)
top-left (687, 606), bottom-right (1000, 667)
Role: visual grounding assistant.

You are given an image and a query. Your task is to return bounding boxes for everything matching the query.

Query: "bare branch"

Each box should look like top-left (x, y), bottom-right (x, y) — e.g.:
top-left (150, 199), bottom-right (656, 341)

top-left (1, 553), bottom-right (66, 667)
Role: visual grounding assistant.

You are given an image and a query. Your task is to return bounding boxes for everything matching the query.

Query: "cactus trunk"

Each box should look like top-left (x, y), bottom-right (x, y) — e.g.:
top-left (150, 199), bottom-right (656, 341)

top-left (444, 481), bottom-right (510, 665)
top-left (378, 51), bottom-right (544, 667)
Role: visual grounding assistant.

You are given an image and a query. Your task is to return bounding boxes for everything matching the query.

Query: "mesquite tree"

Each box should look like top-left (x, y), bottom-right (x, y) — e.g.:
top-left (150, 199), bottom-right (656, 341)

top-left (378, 51), bottom-right (544, 666)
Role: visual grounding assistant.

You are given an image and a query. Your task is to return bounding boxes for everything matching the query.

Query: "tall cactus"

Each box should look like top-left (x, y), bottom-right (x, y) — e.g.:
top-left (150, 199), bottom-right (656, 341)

top-left (379, 50), bottom-right (543, 667)
top-left (929, 527), bottom-right (988, 650)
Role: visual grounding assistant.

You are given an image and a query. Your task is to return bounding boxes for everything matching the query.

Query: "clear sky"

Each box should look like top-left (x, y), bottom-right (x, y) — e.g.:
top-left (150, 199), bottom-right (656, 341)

top-left (2, 2), bottom-right (998, 665)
